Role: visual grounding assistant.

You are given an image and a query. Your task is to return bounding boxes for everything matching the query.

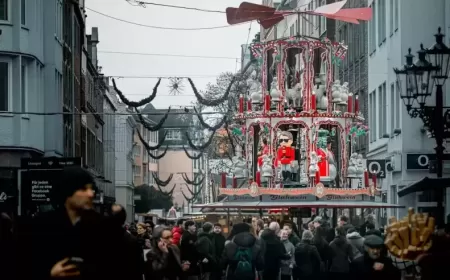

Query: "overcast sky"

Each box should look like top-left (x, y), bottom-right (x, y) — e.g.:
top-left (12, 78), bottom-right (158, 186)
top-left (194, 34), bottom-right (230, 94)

top-left (85, 0), bottom-right (259, 109)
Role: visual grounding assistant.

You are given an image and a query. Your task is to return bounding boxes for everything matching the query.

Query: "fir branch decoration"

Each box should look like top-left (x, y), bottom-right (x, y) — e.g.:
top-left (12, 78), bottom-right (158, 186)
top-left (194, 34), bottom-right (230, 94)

top-left (156, 184), bottom-right (176, 197)
top-left (135, 128), bottom-right (167, 151)
top-left (147, 145), bottom-right (169, 160)
top-left (185, 131), bottom-right (215, 150)
top-left (182, 146), bottom-right (203, 160)
top-left (187, 77), bottom-right (236, 106)
top-left (112, 78), bottom-right (161, 107)
top-left (181, 173), bottom-right (205, 186)
top-left (193, 107), bottom-right (227, 131)
top-left (151, 172), bottom-right (173, 187)
top-left (135, 106), bottom-right (171, 132)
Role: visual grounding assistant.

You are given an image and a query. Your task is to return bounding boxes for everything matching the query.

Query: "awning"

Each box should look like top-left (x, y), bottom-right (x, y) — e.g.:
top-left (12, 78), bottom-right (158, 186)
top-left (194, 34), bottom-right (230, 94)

top-left (398, 177), bottom-right (450, 197)
top-left (192, 201), bottom-right (403, 209)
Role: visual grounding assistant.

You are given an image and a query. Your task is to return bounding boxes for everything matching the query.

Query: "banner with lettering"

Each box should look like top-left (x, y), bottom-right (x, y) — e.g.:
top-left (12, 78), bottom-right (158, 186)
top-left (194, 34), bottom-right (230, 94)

top-left (20, 170), bottom-right (60, 215)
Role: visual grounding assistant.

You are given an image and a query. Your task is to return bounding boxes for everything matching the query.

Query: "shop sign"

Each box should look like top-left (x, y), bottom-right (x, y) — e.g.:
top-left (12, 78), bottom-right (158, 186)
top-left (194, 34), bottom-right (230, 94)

top-left (366, 159), bottom-right (387, 178)
top-left (261, 194), bottom-right (315, 202)
top-left (0, 192), bottom-right (8, 202)
top-left (318, 194), bottom-right (363, 201)
top-left (406, 154), bottom-right (435, 170)
top-left (228, 195), bottom-right (259, 202)
top-left (21, 157), bottom-right (81, 169)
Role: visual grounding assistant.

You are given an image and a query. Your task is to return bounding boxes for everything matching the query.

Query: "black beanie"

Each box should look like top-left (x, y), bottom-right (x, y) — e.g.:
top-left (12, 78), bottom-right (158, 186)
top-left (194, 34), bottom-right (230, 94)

top-left (54, 166), bottom-right (96, 205)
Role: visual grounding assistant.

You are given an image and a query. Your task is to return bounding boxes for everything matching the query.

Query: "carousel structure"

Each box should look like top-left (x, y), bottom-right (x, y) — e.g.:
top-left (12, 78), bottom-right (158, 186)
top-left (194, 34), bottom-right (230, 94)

top-left (195, 1), bottom-right (402, 217)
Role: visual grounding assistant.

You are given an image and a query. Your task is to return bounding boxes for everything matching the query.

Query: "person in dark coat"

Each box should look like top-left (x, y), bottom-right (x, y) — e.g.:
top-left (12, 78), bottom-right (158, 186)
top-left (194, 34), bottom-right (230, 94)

top-left (282, 222), bottom-right (301, 246)
top-left (196, 222), bottom-right (216, 279)
top-left (350, 235), bottom-right (400, 280)
top-left (312, 225), bottom-right (332, 273)
top-left (0, 212), bottom-right (15, 279)
top-left (109, 204), bottom-right (144, 280)
top-left (329, 226), bottom-right (354, 280)
top-left (338, 215), bottom-right (354, 234)
top-left (211, 223), bottom-right (226, 280)
top-left (221, 222), bottom-right (264, 280)
top-left (260, 222), bottom-right (290, 280)
top-left (294, 230), bottom-right (322, 280)
top-left (180, 220), bottom-right (200, 279)
top-left (145, 226), bottom-right (189, 280)
top-left (29, 166), bottom-right (119, 280)
top-left (365, 223), bottom-right (382, 237)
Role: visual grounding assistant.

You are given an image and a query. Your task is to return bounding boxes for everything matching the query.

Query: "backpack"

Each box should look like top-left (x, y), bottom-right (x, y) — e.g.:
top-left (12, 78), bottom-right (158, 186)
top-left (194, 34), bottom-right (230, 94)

top-left (233, 246), bottom-right (253, 278)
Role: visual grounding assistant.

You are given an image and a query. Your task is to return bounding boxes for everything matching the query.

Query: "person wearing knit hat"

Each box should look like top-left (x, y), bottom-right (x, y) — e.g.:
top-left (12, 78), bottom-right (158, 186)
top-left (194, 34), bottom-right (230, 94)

top-left (30, 166), bottom-right (116, 280)
top-left (294, 230), bottom-right (322, 279)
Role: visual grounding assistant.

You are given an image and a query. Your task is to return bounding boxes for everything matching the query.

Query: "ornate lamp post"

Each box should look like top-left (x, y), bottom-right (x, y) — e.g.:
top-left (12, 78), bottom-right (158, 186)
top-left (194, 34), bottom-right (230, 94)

top-left (394, 27), bottom-right (450, 226)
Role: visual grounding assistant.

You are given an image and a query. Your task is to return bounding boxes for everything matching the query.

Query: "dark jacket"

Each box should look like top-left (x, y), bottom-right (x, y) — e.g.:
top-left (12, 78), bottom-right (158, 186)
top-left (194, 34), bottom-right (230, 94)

top-left (222, 232), bottom-right (264, 280)
top-left (288, 232), bottom-right (301, 247)
top-left (329, 236), bottom-right (353, 273)
top-left (350, 253), bottom-right (400, 280)
top-left (294, 240), bottom-right (322, 277)
top-left (196, 231), bottom-right (216, 272)
top-left (145, 245), bottom-right (183, 280)
top-left (30, 209), bottom-right (117, 280)
top-left (212, 232), bottom-right (226, 260)
top-left (114, 229), bottom-right (145, 280)
top-left (260, 229), bottom-right (290, 280)
top-left (180, 231), bottom-right (199, 275)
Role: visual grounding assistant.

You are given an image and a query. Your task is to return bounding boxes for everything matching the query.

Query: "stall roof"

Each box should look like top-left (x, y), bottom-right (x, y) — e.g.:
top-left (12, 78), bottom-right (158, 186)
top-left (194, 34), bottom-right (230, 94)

top-left (193, 201), bottom-right (403, 209)
top-left (398, 177), bottom-right (450, 197)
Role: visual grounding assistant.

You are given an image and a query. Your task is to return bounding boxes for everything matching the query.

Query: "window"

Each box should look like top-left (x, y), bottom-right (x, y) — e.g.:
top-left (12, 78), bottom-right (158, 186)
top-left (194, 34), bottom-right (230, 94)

top-left (21, 0), bottom-right (25, 25)
top-left (133, 165), bottom-right (141, 176)
top-left (0, 0), bottom-right (8, 21)
top-left (166, 129), bottom-right (181, 140)
top-left (320, 0), bottom-right (326, 34)
top-left (21, 63), bottom-right (27, 113)
top-left (369, 3), bottom-right (376, 53)
top-left (133, 145), bottom-right (141, 158)
top-left (389, 0), bottom-right (394, 35)
top-left (394, 0), bottom-right (399, 31)
top-left (369, 91), bottom-right (376, 142)
top-left (390, 83), bottom-right (395, 133)
top-left (0, 61), bottom-right (10, 112)
top-left (377, 82), bottom-right (387, 138)
top-left (377, 0), bottom-right (386, 45)
top-left (395, 81), bottom-right (400, 128)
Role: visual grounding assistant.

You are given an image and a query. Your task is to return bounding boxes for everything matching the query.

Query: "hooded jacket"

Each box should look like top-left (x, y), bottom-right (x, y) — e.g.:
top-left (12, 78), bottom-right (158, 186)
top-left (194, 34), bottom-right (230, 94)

top-left (222, 232), bottom-right (264, 280)
top-left (329, 235), bottom-right (354, 273)
top-left (172, 226), bottom-right (183, 246)
top-left (346, 231), bottom-right (365, 258)
top-left (260, 229), bottom-right (290, 278)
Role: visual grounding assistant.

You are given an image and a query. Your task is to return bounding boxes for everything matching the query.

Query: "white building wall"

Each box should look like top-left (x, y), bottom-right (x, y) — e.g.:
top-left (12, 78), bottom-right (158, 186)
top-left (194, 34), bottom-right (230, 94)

top-left (367, 0), bottom-right (450, 220)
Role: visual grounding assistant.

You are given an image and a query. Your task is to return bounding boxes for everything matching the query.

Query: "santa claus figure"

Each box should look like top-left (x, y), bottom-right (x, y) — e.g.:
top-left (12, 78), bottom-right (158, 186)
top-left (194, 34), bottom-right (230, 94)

top-left (276, 131), bottom-right (295, 181)
top-left (316, 133), bottom-right (337, 183)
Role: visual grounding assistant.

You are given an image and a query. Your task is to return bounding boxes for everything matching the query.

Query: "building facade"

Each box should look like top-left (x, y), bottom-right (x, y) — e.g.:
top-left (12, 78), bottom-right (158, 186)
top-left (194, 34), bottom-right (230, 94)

top-left (336, 0), bottom-right (369, 155)
top-left (0, 0), bottom-right (63, 213)
top-left (367, 0), bottom-right (450, 220)
top-left (132, 116), bottom-right (159, 187)
top-left (103, 81), bottom-right (117, 209)
top-left (108, 87), bottom-right (136, 223)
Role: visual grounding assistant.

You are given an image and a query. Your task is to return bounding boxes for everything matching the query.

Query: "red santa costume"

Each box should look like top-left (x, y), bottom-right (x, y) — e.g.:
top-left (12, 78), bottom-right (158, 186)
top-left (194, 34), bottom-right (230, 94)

top-left (276, 146), bottom-right (295, 166)
top-left (316, 147), bottom-right (330, 178)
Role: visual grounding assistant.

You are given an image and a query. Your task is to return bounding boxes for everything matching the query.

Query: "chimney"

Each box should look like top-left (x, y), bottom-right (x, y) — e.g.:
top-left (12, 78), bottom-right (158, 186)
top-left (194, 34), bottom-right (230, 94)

top-left (90, 27), bottom-right (99, 69)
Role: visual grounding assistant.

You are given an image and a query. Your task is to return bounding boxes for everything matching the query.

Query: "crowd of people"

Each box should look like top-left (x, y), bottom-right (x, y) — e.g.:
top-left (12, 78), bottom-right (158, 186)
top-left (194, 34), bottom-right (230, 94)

top-left (1, 166), bottom-right (450, 280)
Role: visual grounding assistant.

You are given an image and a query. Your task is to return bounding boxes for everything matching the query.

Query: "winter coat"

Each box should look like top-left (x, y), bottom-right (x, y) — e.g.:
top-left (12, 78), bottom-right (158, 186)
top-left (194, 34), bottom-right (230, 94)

top-left (329, 236), bottom-right (354, 273)
top-left (294, 240), bottom-right (322, 277)
top-left (196, 231), bottom-right (216, 272)
top-left (260, 229), bottom-right (290, 280)
top-left (172, 226), bottom-right (183, 246)
top-left (145, 245), bottom-right (183, 280)
top-left (350, 253), bottom-right (400, 280)
top-left (113, 229), bottom-right (145, 280)
top-left (280, 239), bottom-right (295, 275)
top-left (180, 231), bottom-right (200, 276)
top-left (312, 236), bottom-right (333, 270)
top-left (288, 232), bottom-right (301, 247)
top-left (212, 232), bottom-right (226, 260)
top-left (29, 209), bottom-right (118, 280)
top-left (346, 231), bottom-right (365, 259)
top-left (221, 232), bottom-right (264, 280)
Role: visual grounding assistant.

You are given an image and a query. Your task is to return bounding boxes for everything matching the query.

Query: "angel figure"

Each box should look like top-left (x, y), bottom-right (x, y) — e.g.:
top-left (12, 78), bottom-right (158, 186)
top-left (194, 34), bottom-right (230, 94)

top-left (309, 151), bottom-right (319, 176)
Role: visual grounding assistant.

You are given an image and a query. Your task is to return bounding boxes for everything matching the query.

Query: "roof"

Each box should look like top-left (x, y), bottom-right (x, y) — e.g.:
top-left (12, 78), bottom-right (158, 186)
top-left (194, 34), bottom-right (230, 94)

top-left (398, 176), bottom-right (450, 197)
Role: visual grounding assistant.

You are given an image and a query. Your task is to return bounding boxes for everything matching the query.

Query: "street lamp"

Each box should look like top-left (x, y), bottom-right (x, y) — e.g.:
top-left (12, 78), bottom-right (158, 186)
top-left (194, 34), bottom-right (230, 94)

top-left (394, 27), bottom-right (450, 226)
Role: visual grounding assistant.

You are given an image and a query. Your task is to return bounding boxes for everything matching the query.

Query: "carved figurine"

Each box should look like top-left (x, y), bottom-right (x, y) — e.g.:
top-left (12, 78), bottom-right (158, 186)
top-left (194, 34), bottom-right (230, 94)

top-left (276, 131), bottom-right (295, 181)
top-left (340, 82), bottom-right (349, 104)
top-left (287, 81), bottom-right (302, 108)
top-left (249, 76), bottom-right (263, 106)
top-left (331, 80), bottom-right (342, 102)
top-left (261, 154), bottom-right (273, 177)
top-left (232, 155), bottom-right (246, 179)
top-left (316, 130), bottom-right (337, 183)
top-left (270, 77), bottom-right (281, 103)
top-left (355, 154), bottom-right (364, 176)
top-left (347, 153), bottom-right (358, 177)
top-left (257, 138), bottom-right (269, 168)
top-left (309, 151), bottom-right (319, 176)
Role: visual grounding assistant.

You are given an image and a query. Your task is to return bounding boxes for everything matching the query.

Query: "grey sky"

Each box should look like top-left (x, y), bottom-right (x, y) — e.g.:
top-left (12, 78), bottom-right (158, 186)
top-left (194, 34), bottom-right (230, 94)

top-left (85, 0), bottom-right (259, 109)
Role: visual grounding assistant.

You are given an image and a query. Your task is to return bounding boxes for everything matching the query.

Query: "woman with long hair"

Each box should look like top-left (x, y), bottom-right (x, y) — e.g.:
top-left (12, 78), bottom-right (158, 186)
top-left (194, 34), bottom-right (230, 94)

top-left (144, 227), bottom-right (189, 280)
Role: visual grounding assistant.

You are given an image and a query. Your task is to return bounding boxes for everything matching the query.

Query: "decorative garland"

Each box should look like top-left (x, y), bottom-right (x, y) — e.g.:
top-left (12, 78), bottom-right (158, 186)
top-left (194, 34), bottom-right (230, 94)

top-left (135, 128), bottom-right (167, 151)
top-left (156, 184), bottom-right (176, 197)
top-left (224, 121), bottom-right (236, 157)
top-left (152, 172), bottom-right (173, 187)
top-left (112, 78), bottom-right (161, 107)
top-left (182, 146), bottom-right (203, 160)
top-left (181, 184), bottom-right (204, 202)
top-left (147, 145), bottom-right (169, 160)
top-left (185, 131), bottom-right (215, 150)
top-left (182, 173), bottom-right (205, 186)
top-left (135, 106), bottom-right (171, 132)
top-left (187, 77), bottom-right (236, 107)
top-left (193, 107), bottom-right (227, 131)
